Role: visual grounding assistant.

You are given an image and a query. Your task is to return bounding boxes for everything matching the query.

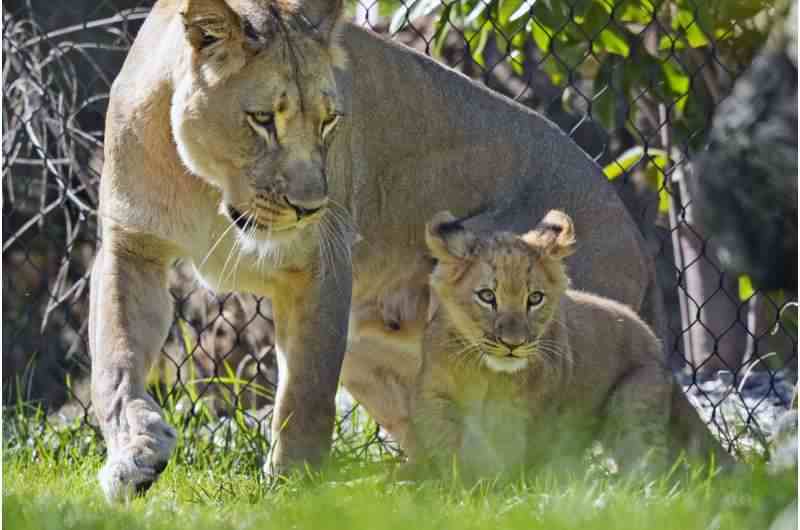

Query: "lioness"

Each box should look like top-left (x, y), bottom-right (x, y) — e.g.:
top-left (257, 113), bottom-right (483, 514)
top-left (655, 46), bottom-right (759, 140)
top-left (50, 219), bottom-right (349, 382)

top-left (92, 0), bottom-right (661, 502)
top-left (408, 210), bottom-right (731, 480)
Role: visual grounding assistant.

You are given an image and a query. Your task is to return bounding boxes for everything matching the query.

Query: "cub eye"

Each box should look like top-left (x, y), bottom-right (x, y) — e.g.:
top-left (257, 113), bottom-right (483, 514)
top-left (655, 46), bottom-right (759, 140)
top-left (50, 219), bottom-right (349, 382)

top-left (475, 289), bottom-right (496, 307)
top-left (321, 113), bottom-right (341, 141)
top-left (527, 291), bottom-right (545, 310)
top-left (248, 111), bottom-right (275, 127)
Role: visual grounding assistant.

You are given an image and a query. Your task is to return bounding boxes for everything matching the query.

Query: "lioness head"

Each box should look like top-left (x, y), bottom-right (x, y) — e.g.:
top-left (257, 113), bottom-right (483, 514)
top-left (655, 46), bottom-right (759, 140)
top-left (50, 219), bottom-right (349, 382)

top-left (425, 210), bottom-right (576, 373)
top-left (171, 0), bottom-right (346, 245)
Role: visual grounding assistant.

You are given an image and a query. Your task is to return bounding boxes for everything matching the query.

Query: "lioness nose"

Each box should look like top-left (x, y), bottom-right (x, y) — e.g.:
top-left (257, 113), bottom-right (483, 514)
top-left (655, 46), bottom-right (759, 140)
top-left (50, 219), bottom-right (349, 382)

top-left (284, 157), bottom-right (328, 215)
top-left (285, 196), bottom-right (327, 219)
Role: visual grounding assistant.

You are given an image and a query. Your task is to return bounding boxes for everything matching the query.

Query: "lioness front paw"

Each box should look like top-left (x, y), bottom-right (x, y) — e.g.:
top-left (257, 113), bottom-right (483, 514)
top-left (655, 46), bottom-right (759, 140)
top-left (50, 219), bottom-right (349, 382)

top-left (98, 423), bottom-right (176, 504)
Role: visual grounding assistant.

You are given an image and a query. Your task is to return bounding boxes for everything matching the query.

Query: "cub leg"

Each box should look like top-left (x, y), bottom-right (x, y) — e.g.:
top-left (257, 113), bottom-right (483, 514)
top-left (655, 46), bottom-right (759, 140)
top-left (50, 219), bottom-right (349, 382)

top-left (267, 260), bottom-right (351, 476)
top-left (89, 239), bottom-right (177, 503)
top-left (408, 364), bottom-right (465, 477)
top-left (601, 363), bottom-right (672, 476)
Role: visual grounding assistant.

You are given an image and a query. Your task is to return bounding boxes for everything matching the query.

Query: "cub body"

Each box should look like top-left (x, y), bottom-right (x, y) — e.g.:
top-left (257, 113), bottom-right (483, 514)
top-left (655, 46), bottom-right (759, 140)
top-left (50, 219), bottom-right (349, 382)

top-left (411, 211), bottom-right (731, 480)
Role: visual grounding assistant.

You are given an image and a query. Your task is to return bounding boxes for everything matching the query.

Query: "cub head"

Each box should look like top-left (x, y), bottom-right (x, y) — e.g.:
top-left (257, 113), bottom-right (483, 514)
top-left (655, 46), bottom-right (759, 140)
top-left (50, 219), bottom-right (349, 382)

top-left (171, 0), bottom-right (346, 244)
top-left (425, 210), bottom-right (576, 374)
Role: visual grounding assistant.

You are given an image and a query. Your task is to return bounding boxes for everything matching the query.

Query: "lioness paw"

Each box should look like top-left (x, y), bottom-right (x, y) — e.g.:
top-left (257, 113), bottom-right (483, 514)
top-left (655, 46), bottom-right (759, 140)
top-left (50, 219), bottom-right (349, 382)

top-left (98, 422), bottom-right (176, 504)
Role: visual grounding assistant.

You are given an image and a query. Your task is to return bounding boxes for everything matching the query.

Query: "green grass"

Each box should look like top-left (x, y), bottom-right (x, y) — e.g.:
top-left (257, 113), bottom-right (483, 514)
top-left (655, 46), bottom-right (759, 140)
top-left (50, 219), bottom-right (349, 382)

top-left (3, 404), bottom-right (797, 530)
top-left (4, 448), bottom-right (797, 527)
top-left (5, 453), bottom-right (797, 530)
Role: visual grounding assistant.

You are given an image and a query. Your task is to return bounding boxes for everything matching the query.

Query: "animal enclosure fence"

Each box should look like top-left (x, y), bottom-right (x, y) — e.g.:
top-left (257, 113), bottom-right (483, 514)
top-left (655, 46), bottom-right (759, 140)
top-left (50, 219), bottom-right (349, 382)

top-left (3, 0), bottom-right (797, 465)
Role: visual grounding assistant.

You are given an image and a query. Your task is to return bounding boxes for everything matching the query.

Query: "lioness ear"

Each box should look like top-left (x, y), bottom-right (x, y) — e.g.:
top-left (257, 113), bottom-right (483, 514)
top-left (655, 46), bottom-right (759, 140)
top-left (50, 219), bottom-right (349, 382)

top-left (300, 0), bottom-right (345, 40)
top-left (522, 210), bottom-right (576, 260)
top-left (425, 211), bottom-right (477, 263)
top-left (180, 0), bottom-right (241, 51)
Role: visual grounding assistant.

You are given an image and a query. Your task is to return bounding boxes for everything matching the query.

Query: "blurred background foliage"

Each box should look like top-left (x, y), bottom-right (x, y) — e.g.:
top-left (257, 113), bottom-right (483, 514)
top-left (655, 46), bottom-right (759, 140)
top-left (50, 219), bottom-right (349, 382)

top-left (375, 0), bottom-right (779, 214)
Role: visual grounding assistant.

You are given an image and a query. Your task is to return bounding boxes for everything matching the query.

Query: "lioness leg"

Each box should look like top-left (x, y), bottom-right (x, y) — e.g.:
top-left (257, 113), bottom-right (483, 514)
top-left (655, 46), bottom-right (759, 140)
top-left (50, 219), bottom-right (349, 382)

top-left (267, 263), bottom-right (351, 475)
top-left (340, 339), bottom-right (419, 457)
top-left (341, 271), bottom-right (430, 457)
top-left (90, 239), bottom-right (177, 503)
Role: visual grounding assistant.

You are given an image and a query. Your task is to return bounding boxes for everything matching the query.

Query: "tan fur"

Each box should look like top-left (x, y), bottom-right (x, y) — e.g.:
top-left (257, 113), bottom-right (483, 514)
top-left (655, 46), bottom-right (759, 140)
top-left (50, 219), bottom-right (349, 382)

top-left (92, 0), bottom-right (665, 502)
top-left (408, 210), bottom-right (733, 481)
top-left (93, 0), bottom-right (350, 503)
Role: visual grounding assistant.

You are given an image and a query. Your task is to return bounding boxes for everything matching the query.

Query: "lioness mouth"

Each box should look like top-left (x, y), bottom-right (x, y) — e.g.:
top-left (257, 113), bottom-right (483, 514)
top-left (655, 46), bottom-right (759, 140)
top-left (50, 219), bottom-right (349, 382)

top-left (226, 204), bottom-right (280, 232)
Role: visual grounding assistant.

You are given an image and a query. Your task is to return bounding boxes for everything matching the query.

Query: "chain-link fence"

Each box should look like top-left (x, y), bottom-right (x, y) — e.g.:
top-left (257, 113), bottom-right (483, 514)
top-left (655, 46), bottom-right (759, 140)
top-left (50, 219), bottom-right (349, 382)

top-left (3, 0), bottom-right (797, 465)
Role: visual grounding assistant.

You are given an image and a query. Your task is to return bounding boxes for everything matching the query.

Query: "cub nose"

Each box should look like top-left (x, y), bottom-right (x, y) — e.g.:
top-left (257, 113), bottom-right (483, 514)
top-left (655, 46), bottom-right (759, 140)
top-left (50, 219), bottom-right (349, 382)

top-left (285, 196), bottom-right (327, 219)
top-left (495, 314), bottom-right (527, 352)
top-left (497, 335), bottom-right (526, 352)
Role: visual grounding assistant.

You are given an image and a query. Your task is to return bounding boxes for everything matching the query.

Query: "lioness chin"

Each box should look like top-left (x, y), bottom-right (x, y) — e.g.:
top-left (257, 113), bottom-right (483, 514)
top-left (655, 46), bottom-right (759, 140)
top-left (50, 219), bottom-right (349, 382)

top-left (407, 210), bottom-right (733, 482)
top-left (93, 0), bottom-right (663, 503)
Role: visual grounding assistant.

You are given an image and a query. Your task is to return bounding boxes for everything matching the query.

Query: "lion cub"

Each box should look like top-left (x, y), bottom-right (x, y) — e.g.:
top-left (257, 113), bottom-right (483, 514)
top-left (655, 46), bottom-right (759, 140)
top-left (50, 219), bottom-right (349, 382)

top-left (410, 210), bottom-right (731, 480)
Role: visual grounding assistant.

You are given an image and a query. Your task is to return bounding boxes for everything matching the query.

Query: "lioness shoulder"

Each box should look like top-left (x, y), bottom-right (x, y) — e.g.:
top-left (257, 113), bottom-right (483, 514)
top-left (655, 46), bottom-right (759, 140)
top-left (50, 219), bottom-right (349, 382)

top-left (409, 209), bottom-right (732, 481)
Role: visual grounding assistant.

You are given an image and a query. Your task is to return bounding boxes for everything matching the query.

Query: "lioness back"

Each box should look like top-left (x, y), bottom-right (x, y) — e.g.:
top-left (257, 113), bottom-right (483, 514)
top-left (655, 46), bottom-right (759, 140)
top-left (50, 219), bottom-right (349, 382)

top-left (410, 209), bottom-right (732, 481)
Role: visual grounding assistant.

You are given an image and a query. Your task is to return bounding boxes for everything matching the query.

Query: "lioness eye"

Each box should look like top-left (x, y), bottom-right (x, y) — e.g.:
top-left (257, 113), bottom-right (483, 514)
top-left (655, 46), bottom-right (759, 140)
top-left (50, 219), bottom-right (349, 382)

top-left (200, 32), bottom-right (219, 49)
top-left (475, 289), bottom-right (496, 307)
top-left (249, 111), bottom-right (275, 127)
top-left (528, 291), bottom-right (545, 310)
top-left (243, 19), bottom-right (259, 41)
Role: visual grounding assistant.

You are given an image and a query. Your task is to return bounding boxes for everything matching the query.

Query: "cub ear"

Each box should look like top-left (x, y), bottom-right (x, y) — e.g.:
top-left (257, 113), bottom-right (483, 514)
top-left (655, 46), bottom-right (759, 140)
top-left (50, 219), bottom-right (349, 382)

top-left (180, 0), bottom-right (241, 52)
top-left (521, 210), bottom-right (576, 260)
top-left (425, 211), bottom-right (477, 263)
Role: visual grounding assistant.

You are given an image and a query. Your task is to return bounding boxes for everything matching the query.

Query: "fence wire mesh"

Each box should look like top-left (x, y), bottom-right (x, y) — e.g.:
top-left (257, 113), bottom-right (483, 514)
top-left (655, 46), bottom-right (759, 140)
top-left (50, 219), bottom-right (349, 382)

top-left (3, 0), bottom-right (797, 467)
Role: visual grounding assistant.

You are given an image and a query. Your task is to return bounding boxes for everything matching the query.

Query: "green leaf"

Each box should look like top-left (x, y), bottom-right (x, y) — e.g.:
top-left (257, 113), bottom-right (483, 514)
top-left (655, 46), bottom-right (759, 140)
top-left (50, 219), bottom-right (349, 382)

top-left (507, 0), bottom-right (535, 23)
top-left (511, 20), bottom-right (529, 48)
top-left (592, 0), bottom-right (614, 15)
top-left (661, 60), bottom-right (690, 113)
top-left (720, 0), bottom-right (772, 22)
top-left (642, 156), bottom-right (671, 214)
top-left (377, 0), bottom-right (406, 18)
top-left (432, 3), bottom-right (455, 56)
top-left (605, 146), bottom-right (671, 213)
top-left (603, 146), bottom-right (668, 180)
top-left (532, 3), bottom-right (574, 41)
top-left (465, 0), bottom-right (490, 26)
top-left (616, 0), bottom-right (655, 24)
top-left (466, 25), bottom-right (492, 67)
top-left (674, 7), bottom-right (710, 48)
top-left (550, 41), bottom-right (588, 72)
top-left (685, 22), bottom-right (711, 47)
top-left (659, 33), bottom-right (686, 52)
top-left (531, 17), bottom-right (554, 51)
top-left (655, 170), bottom-right (670, 214)
top-left (540, 55), bottom-right (566, 85)
top-left (739, 275), bottom-right (756, 301)
top-left (568, 0), bottom-right (596, 18)
top-left (594, 26), bottom-right (630, 57)
top-left (511, 49), bottom-right (526, 75)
